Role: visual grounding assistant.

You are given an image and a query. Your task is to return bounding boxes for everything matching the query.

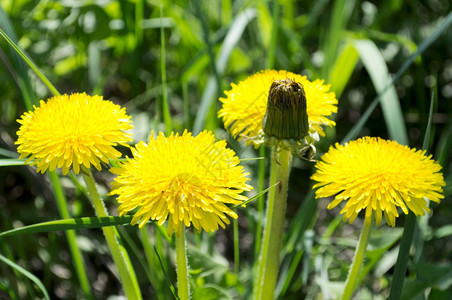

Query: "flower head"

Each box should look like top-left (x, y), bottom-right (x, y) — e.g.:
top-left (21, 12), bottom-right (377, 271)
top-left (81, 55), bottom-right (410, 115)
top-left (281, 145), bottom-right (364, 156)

top-left (16, 93), bottom-right (133, 175)
top-left (311, 137), bottom-right (445, 227)
top-left (218, 70), bottom-right (338, 149)
top-left (109, 130), bottom-right (253, 236)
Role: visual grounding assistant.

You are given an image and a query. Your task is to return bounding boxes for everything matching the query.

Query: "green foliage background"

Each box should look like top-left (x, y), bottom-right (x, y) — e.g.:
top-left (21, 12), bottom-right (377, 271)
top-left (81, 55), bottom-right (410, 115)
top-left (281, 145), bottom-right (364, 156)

top-left (0, 0), bottom-right (451, 299)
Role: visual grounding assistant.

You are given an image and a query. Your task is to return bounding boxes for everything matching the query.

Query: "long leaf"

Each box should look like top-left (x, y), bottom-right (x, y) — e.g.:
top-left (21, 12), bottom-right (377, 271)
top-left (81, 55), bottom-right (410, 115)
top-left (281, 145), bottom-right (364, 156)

top-left (0, 158), bottom-right (26, 166)
top-left (0, 253), bottom-right (50, 300)
top-left (354, 39), bottom-right (408, 145)
top-left (0, 27), bottom-right (59, 97)
top-left (193, 9), bottom-right (257, 134)
top-left (0, 216), bottom-right (134, 237)
top-left (329, 42), bottom-right (359, 97)
top-left (390, 79), bottom-right (438, 299)
top-left (231, 182), bottom-right (279, 209)
top-left (342, 10), bottom-right (452, 143)
top-left (0, 5), bottom-right (36, 109)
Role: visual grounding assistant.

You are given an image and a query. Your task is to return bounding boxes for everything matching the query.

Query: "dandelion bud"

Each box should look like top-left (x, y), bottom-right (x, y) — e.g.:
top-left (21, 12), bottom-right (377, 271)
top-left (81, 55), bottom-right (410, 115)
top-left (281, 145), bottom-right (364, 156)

top-left (262, 78), bottom-right (309, 141)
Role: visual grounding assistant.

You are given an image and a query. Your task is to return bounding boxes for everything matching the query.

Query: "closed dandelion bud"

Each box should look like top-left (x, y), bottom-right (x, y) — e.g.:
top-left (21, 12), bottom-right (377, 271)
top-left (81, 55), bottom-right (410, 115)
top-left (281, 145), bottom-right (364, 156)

top-left (262, 78), bottom-right (309, 141)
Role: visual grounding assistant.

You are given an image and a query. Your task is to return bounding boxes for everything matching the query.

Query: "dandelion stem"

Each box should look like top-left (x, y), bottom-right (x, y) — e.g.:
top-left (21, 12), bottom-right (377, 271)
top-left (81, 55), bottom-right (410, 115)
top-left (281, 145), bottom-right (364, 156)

top-left (253, 148), bottom-right (292, 300)
top-left (341, 219), bottom-right (372, 300)
top-left (233, 219), bottom-right (240, 274)
top-left (82, 167), bottom-right (142, 300)
top-left (176, 227), bottom-right (190, 300)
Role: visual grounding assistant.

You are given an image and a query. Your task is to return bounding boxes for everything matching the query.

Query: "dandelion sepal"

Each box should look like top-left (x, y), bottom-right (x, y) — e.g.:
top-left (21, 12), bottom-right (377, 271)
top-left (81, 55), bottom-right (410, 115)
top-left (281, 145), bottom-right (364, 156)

top-left (262, 78), bottom-right (308, 141)
top-left (218, 70), bottom-right (338, 147)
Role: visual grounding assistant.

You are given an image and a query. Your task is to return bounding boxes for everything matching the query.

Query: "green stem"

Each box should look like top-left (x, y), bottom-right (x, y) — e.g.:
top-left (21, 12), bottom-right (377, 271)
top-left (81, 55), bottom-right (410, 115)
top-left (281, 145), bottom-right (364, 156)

top-left (81, 167), bottom-right (142, 300)
top-left (233, 219), bottom-right (239, 274)
top-left (160, 5), bottom-right (172, 135)
top-left (253, 148), bottom-right (292, 300)
top-left (176, 227), bottom-right (190, 300)
top-left (266, 0), bottom-right (280, 69)
top-left (48, 172), bottom-right (93, 300)
top-left (182, 81), bottom-right (190, 129)
top-left (341, 219), bottom-right (372, 300)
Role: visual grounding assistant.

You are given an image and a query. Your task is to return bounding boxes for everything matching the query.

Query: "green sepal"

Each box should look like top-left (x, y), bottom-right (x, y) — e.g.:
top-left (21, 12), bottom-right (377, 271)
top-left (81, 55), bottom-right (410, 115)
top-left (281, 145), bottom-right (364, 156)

top-left (262, 78), bottom-right (309, 140)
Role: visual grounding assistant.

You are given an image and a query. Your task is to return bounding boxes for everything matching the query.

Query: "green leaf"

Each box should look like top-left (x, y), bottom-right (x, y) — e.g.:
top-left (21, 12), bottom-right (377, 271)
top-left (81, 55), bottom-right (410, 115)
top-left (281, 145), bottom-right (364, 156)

top-left (0, 216), bottom-right (134, 237)
top-left (193, 8), bottom-right (257, 134)
top-left (433, 225), bottom-right (452, 239)
top-left (401, 263), bottom-right (452, 300)
top-left (343, 10), bottom-right (452, 144)
top-left (329, 42), bottom-right (359, 97)
top-left (0, 159), bottom-right (26, 166)
top-left (0, 253), bottom-right (50, 300)
top-left (0, 27), bottom-right (60, 97)
top-left (353, 39), bottom-right (408, 145)
top-left (231, 182), bottom-right (278, 209)
top-left (359, 228), bottom-right (403, 284)
top-left (187, 243), bottom-right (229, 279)
top-left (0, 5), bottom-right (36, 109)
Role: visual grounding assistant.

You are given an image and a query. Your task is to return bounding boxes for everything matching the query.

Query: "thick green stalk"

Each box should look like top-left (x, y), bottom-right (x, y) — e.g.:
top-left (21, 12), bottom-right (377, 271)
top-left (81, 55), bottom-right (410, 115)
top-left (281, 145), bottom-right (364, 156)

top-left (341, 220), bottom-right (372, 300)
top-left (253, 148), bottom-right (292, 300)
top-left (81, 167), bottom-right (142, 300)
top-left (176, 228), bottom-right (190, 300)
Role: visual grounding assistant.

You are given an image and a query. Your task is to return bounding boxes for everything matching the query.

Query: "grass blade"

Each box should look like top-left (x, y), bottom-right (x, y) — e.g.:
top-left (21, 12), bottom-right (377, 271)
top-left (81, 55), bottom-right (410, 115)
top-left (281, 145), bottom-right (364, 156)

top-left (0, 159), bottom-right (26, 166)
top-left (329, 42), bottom-right (359, 98)
top-left (193, 9), bottom-right (257, 134)
top-left (0, 216), bottom-right (134, 237)
top-left (0, 253), bottom-right (50, 300)
top-left (0, 5), bottom-right (36, 108)
top-left (389, 83), bottom-right (438, 299)
top-left (0, 23), bottom-right (95, 299)
top-left (161, 5), bottom-right (172, 135)
top-left (231, 181), bottom-right (278, 209)
top-left (0, 27), bottom-right (59, 97)
top-left (342, 10), bottom-right (452, 143)
top-left (266, 0), bottom-right (279, 69)
top-left (353, 39), bottom-right (408, 145)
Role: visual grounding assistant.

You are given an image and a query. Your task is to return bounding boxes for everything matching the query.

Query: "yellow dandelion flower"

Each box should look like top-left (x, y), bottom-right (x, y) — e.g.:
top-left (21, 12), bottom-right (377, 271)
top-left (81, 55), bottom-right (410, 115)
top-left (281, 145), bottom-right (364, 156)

top-left (109, 130), bottom-right (253, 236)
top-left (311, 137), bottom-right (445, 227)
top-left (16, 93), bottom-right (133, 175)
top-left (218, 70), bottom-right (338, 146)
